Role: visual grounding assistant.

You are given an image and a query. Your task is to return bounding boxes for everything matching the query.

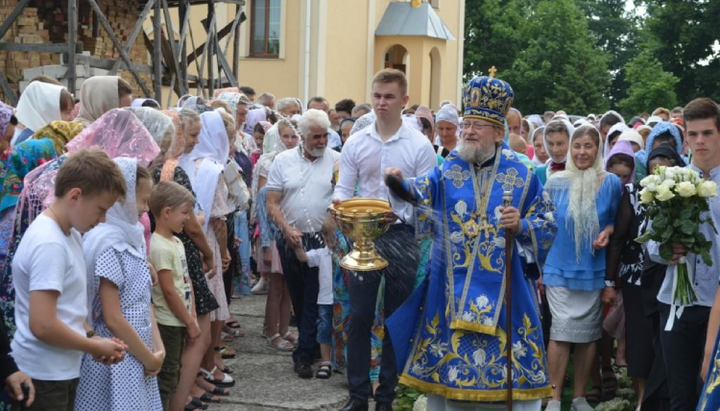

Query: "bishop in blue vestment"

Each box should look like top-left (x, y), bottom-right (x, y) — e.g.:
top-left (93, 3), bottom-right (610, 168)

top-left (386, 74), bottom-right (557, 411)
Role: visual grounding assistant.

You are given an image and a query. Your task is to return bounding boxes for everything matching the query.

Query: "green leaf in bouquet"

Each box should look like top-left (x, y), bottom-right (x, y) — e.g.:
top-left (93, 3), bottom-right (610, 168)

top-left (661, 226), bottom-right (675, 242)
top-left (659, 242), bottom-right (675, 262)
top-left (680, 220), bottom-right (696, 235)
top-left (636, 230), bottom-right (654, 244)
top-left (702, 250), bottom-right (713, 267)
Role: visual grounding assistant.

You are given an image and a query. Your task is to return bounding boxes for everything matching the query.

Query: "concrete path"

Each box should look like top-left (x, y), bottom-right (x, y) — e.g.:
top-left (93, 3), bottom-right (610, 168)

top-left (208, 295), bottom-right (350, 411)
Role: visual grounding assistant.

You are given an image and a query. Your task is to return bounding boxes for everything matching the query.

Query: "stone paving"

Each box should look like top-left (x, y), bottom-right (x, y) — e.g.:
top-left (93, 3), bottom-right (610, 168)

top-left (208, 295), bottom-right (350, 411)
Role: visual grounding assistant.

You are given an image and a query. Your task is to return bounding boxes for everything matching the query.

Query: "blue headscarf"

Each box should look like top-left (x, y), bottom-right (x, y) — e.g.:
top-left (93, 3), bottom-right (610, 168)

top-left (636, 121), bottom-right (684, 167)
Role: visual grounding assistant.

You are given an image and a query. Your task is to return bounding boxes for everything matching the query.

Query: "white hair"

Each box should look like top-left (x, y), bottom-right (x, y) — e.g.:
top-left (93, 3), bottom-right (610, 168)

top-left (298, 109), bottom-right (330, 138)
top-left (277, 97), bottom-right (300, 112)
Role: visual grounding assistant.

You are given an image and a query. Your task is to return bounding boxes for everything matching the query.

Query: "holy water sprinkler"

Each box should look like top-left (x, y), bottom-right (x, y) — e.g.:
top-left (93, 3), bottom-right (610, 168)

top-left (384, 173), bottom-right (419, 207)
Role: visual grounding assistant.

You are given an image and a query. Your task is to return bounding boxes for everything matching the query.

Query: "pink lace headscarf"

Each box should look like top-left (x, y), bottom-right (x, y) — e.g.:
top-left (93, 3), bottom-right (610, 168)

top-left (66, 108), bottom-right (160, 164)
top-left (19, 108), bottom-right (160, 223)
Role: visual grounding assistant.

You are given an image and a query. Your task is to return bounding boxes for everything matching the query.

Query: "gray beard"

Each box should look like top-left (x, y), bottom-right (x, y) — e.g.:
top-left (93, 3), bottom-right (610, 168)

top-left (457, 141), bottom-right (495, 165)
top-left (307, 147), bottom-right (326, 158)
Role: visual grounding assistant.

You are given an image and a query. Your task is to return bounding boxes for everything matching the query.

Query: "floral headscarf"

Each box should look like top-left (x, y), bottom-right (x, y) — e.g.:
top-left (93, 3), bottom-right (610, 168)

top-left (0, 139), bottom-right (56, 213)
top-left (32, 120), bottom-right (84, 156)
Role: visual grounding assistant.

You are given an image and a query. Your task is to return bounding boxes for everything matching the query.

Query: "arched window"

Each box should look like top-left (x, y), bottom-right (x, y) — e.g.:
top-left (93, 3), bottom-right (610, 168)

top-left (250, 0), bottom-right (281, 57)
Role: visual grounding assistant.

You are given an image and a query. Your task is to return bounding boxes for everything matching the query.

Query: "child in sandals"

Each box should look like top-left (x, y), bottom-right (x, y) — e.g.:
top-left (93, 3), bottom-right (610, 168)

top-left (294, 217), bottom-right (336, 379)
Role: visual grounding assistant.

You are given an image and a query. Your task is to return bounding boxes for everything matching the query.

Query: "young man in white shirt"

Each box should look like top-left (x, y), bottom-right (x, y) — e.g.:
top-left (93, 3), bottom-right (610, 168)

top-left (333, 69), bottom-right (437, 411)
top-left (267, 109), bottom-right (341, 379)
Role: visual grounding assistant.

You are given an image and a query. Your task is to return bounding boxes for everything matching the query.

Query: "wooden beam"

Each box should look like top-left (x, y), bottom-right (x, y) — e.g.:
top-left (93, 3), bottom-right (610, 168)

top-left (0, 0), bottom-right (31, 41)
top-left (67, 0), bottom-right (78, 93)
top-left (232, 5), bottom-right (241, 79)
top-left (178, 0), bottom-right (190, 93)
top-left (0, 71), bottom-right (17, 106)
top-left (218, 9), bottom-right (242, 87)
top-left (162, 0), bottom-right (186, 96)
top-left (109, 0), bottom-right (155, 75)
top-left (206, 0), bottom-right (216, 96)
top-left (85, 0), bottom-right (153, 96)
top-left (153, 0), bottom-right (163, 101)
top-left (187, 13), bottom-right (205, 98)
top-left (196, 11), bottom-right (216, 96)
top-left (0, 43), bottom-right (68, 52)
top-left (186, 19), bottom-right (234, 65)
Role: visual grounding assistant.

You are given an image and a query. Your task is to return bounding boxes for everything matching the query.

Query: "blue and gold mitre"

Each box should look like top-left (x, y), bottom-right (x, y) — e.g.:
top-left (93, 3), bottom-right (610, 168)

top-left (462, 66), bottom-right (514, 127)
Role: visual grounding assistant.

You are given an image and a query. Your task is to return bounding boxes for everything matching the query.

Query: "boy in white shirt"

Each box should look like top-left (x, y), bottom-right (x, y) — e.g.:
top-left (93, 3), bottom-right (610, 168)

top-left (11, 149), bottom-right (128, 411)
top-left (294, 217), bottom-right (337, 379)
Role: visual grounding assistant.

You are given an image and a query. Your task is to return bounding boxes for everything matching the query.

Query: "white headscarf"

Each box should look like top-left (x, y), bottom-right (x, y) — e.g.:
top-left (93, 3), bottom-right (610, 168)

top-left (545, 124), bottom-right (606, 261)
top-left (82, 157), bottom-right (146, 319)
top-left (251, 122), bottom-right (290, 198)
top-left (128, 107), bottom-right (175, 148)
top-left (604, 122), bottom-right (629, 158)
top-left (179, 111), bottom-right (228, 230)
top-left (15, 81), bottom-right (65, 132)
top-left (436, 104), bottom-right (459, 127)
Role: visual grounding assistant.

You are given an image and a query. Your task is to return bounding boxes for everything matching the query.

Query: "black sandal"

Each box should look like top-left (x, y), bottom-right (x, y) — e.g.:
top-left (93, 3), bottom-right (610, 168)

top-left (200, 392), bottom-right (221, 403)
top-left (185, 398), bottom-right (208, 410)
top-left (210, 386), bottom-right (230, 396)
top-left (602, 367), bottom-right (617, 400)
top-left (316, 363), bottom-right (332, 379)
top-left (586, 385), bottom-right (602, 403)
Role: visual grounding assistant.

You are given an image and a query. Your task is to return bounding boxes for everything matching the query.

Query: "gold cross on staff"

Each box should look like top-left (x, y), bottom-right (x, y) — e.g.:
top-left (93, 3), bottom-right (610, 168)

top-left (488, 66), bottom-right (498, 78)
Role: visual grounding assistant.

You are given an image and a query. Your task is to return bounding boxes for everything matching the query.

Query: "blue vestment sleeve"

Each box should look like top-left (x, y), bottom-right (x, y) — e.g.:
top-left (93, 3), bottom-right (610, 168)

top-left (517, 172), bottom-right (557, 268)
top-left (606, 174), bottom-right (622, 227)
top-left (406, 166), bottom-right (441, 239)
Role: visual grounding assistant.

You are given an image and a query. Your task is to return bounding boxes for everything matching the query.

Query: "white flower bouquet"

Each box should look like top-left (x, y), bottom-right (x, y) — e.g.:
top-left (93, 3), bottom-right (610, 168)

top-left (637, 166), bottom-right (717, 307)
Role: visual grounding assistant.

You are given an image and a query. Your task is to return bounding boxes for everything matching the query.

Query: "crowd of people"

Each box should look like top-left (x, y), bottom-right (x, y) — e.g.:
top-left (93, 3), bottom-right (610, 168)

top-left (0, 67), bottom-right (719, 411)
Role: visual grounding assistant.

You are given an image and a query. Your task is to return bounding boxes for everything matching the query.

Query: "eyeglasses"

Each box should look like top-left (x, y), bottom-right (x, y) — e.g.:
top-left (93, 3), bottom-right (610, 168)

top-left (461, 122), bottom-right (500, 132)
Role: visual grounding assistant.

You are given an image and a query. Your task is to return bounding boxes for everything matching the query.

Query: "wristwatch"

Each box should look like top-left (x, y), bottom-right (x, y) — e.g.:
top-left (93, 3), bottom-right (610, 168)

top-left (604, 280), bottom-right (616, 288)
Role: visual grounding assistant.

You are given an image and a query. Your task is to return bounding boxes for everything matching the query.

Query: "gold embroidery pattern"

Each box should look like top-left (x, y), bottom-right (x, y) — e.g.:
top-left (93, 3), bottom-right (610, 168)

top-left (405, 308), bottom-right (549, 397)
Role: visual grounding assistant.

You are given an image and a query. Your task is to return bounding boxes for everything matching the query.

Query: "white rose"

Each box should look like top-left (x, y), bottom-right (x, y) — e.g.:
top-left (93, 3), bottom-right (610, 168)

top-left (639, 175), bottom-right (653, 188)
top-left (646, 182), bottom-right (658, 193)
top-left (661, 179), bottom-right (675, 188)
top-left (655, 184), bottom-right (675, 202)
top-left (698, 180), bottom-right (718, 198)
top-left (639, 188), bottom-right (655, 204)
top-left (675, 181), bottom-right (697, 197)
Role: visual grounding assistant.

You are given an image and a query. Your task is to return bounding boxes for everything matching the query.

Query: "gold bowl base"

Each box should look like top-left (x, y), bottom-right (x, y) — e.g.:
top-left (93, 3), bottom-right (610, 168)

top-left (340, 250), bottom-right (389, 272)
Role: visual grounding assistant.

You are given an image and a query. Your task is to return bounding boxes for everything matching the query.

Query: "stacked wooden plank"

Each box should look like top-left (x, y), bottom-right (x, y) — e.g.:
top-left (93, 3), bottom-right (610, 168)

top-left (0, 0), bottom-right (153, 102)
top-left (0, 1), bottom-right (56, 101)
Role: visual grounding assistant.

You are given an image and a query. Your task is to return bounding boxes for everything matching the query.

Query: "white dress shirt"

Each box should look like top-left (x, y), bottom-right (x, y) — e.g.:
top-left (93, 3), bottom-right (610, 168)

top-left (266, 146), bottom-right (341, 233)
top-left (334, 121), bottom-right (437, 224)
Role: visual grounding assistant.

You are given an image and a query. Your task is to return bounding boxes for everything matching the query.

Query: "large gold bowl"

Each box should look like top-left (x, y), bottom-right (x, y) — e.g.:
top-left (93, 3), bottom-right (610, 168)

top-left (332, 198), bottom-right (392, 271)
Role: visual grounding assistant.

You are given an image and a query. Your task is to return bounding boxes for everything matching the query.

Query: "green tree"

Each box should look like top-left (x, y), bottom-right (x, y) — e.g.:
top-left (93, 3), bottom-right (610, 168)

top-left (642, 0), bottom-right (720, 103)
top-left (462, 0), bottom-right (528, 81)
top-left (617, 51), bottom-right (679, 117)
top-left (576, 0), bottom-right (641, 106)
top-left (503, 0), bottom-right (611, 115)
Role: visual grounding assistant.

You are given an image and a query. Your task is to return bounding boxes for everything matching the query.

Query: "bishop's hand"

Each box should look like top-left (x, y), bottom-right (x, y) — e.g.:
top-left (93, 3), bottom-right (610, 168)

top-left (499, 206), bottom-right (521, 235)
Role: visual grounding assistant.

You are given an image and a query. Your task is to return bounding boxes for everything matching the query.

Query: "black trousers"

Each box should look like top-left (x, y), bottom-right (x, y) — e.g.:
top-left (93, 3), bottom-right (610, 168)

top-left (658, 303), bottom-right (710, 411)
top-left (277, 233), bottom-right (323, 365)
top-left (347, 224), bottom-right (418, 404)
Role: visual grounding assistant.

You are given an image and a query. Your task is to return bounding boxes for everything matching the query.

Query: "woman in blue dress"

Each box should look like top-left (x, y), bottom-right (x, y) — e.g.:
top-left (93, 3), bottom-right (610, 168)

top-left (542, 124), bottom-right (621, 411)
